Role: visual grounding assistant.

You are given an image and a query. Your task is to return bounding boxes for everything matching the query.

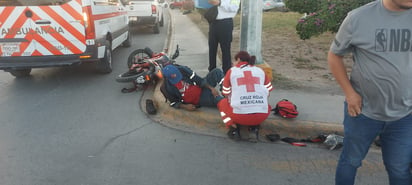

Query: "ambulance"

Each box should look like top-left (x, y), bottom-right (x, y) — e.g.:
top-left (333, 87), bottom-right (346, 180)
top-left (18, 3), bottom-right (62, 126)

top-left (0, 0), bottom-right (131, 77)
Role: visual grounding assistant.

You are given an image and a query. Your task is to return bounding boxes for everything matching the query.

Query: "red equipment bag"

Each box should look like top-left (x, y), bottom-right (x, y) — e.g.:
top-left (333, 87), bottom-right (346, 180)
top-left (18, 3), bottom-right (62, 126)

top-left (272, 99), bottom-right (299, 118)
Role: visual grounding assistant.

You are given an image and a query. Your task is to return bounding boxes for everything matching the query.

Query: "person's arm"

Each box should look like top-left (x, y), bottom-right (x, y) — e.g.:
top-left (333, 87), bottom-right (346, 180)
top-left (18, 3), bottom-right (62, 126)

top-left (221, 69), bottom-right (232, 96)
top-left (167, 93), bottom-right (183, 109)
top-left (327, 51), bottom-right (361, 116)
top-left (208, 0), bottom-right (220, 6)
top-left (204, 84), bottom-right (219, 97)
top-left (168, 92), bottom-right (197, 111)
top-left (161, 80), bottom-right (186, 109)
top-left (178, 103), bottom-right (197, 111)
top-left (264, 74), bottom-right (273, 92)
top-left (178, 65), bottom-right (204, 85)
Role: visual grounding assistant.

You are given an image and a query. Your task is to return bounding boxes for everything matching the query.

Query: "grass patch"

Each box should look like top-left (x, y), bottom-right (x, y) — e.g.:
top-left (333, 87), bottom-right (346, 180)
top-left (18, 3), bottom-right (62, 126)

top-left (272, 72), bottom-right (300, 89)
top-left (261, 12), bottom-right (302, 33)
top-left (189, 9), bottom-right (304, 34)
top-left (293, 57), bottom-right (325, 70)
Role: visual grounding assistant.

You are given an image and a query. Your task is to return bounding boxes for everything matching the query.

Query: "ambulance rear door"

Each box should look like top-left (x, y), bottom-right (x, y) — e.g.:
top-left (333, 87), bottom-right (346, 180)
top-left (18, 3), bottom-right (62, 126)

top-left (0, 0), bottom-right (86, 57)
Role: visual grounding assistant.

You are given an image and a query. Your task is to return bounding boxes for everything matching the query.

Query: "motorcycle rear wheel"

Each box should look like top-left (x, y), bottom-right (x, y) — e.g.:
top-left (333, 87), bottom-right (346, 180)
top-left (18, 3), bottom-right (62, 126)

top-left (127, 49), bottom-right (151, 68)
top-left (116, 70), bottom-right (146, 83)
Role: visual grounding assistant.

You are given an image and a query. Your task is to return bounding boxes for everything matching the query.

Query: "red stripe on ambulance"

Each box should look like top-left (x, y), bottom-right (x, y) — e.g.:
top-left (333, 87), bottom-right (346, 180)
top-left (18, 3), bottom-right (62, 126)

top-left (39, 6), bottom-right (84, 42)
top-left (92, 11), bottom-right (128, 21)
top-left (0, 6), bottom-right (15, 28)
top-left (36, 6), bottom-right (84, 54)
top-left (31, 33), bottom-right (64, 55)
top-left (3, 7), bottom-right (34, 39)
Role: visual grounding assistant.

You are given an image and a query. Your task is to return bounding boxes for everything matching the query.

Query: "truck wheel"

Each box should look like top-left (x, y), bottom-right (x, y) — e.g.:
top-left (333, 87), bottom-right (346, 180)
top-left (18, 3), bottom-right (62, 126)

top-left (96, 40), bottom-right (113, 73)
top-left (153, 22), bottom-right (160, 34)
top-left (159, 15), bottom-right (164, 27)
top-left (9, 68), bottom-right (31, 78)
top-left (122, 31), bottom-right (131, 47)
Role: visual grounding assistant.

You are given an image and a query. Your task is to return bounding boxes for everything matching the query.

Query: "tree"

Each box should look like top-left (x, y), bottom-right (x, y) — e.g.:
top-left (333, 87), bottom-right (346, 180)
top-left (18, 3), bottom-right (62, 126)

top-left (286, 0), bottom-right (374, 40)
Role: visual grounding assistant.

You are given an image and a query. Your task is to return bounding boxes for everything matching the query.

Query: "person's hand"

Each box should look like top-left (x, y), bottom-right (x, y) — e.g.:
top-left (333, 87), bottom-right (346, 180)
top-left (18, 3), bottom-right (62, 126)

top-left (180, 103), bottom-right (197, 111)
top-left (210, 88), bottom-right (219, 98)
top-left (225, 122), bottom-right (237, 128)
top-left (208, 0), bottom-right (220, 6)
top-left (345, 91), bottom-right (362, 117)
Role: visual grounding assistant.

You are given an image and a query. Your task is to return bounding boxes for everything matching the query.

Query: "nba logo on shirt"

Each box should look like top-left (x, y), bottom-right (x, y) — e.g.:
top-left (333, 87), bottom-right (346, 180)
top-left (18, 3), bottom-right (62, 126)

top-left (375, 29), bottom-right (387, 52)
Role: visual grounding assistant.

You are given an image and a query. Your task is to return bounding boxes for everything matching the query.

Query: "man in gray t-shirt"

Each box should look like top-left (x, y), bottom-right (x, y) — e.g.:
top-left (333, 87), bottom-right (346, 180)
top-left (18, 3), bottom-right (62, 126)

top-left (328, 0), bottom-right (412, 184)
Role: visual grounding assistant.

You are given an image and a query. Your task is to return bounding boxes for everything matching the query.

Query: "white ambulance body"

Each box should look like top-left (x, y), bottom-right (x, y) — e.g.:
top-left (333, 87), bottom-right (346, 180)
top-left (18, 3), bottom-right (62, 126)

top-left (0, 0), bottom-right (131, 77)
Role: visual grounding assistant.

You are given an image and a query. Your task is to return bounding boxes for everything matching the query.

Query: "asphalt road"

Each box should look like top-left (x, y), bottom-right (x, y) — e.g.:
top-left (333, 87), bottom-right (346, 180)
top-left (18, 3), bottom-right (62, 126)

top-left (0, 10), bottom-right (389, 185)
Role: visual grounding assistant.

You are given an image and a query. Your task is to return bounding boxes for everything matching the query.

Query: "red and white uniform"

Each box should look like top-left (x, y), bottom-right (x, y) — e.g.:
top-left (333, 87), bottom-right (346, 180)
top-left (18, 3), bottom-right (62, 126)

top-left (218, 62), bottom-right (273, 127)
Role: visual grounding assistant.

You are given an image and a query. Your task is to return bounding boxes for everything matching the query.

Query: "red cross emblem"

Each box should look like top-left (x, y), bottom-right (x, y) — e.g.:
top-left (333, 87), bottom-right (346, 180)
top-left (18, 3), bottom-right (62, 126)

top-left (237, 71), bottom-right (260, 92)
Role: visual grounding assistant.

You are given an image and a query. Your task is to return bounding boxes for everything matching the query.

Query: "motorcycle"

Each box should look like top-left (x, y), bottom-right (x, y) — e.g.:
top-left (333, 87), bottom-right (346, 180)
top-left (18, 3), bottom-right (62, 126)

top-left (116, 45), bottom-right (180, 93)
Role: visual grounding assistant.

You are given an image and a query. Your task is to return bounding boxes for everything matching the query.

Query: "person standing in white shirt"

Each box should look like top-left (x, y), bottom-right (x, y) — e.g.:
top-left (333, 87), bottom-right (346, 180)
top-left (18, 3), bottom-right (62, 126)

top-left (207, 0), bottom-right (240, 74)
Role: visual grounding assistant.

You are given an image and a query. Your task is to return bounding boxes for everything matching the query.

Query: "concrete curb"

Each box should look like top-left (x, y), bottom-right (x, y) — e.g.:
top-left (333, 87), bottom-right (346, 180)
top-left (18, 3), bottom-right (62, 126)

top-left (144, 79), bottom-right (343, 140)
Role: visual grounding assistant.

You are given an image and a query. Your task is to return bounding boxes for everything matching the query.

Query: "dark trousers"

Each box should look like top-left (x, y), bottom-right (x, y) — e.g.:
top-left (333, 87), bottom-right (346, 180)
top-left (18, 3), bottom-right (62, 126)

top-left (208, 18), bottom-right (233, 74)
top-left (199, 68), bottom-right (224, 107)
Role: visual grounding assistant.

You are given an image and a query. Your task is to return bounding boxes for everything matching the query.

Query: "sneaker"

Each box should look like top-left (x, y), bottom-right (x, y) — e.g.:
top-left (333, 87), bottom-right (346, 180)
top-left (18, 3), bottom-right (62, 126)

top-left (145, 99), bottom-right (157, 115)
top-left (248, 126), bottom-right (260, 143)
top-left (238, 125), bottom-right (250, 141)
top-left (227, 127), bottom-right (241, 141)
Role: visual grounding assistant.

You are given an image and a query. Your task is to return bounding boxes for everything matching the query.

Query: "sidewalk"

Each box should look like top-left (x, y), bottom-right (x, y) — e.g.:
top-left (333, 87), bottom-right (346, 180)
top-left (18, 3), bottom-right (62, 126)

top-left (146, 9), bottom-right (346, 140)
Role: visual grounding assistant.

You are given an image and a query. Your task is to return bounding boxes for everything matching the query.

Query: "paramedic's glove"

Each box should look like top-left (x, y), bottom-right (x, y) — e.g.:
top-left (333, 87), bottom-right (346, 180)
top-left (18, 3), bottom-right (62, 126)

top-left (179, 103), bottom-right (197, 111)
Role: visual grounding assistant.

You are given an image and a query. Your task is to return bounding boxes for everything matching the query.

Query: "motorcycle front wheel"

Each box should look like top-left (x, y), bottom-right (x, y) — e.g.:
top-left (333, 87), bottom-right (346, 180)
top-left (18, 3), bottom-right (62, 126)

top-left (127, 49), bottom-right (151, 68)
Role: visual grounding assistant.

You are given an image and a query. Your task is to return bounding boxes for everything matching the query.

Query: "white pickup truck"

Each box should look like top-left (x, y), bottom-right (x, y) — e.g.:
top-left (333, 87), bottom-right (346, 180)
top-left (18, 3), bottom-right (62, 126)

top-left (126, 0), bottom-right (165, 34)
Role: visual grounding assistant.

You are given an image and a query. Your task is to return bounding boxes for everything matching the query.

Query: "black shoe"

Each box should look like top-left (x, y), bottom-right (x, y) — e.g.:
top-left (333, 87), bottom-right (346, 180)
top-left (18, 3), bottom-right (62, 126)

top-left (237, 125), bottom-right (249, 141)
top-left (146, 99), bottom-right (157, 115)
top-left (227, 127), bottom-right (241, 141)
top-left (266, 134), bottom-right (280, 142)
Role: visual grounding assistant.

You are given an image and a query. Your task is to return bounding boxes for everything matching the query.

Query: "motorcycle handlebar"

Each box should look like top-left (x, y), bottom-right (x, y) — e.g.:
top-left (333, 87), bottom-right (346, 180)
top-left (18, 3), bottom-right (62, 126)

top-left (171, 45), bottom-right (180, 60)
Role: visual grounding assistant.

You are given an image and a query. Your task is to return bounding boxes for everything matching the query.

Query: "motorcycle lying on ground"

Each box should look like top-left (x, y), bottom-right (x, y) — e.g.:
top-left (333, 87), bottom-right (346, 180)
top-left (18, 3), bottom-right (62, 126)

top-left (116, 45), bottom-right (180, 93)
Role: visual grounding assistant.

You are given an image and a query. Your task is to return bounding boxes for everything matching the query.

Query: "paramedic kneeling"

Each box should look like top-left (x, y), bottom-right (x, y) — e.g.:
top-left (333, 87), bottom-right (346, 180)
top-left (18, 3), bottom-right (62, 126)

top-left (218, 51), bottom-right (273, 141)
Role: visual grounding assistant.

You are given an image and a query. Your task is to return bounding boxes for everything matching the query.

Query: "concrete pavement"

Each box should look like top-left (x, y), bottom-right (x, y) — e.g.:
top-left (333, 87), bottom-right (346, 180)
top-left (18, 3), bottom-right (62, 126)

top-left (145, 9), bottom-right (346, 140)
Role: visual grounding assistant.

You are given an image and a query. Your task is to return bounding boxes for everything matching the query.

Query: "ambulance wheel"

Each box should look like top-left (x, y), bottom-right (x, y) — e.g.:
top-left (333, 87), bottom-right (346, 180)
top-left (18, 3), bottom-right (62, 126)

top-left (9, 68), bottom-right (31, 78)
top-left (96, 40), bottom-right (113, 74)
top-left (122, 31), bottom-right (131, 47)
top-left (159, 15), bottom-right (164, 27)
top-left (153, 23), bottom-right (160, 34)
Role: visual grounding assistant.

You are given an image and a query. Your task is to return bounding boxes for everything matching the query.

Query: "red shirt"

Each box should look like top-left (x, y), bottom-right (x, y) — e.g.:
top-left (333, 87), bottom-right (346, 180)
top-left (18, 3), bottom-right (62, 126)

top-left (174, 80), bottom-right (202, 105)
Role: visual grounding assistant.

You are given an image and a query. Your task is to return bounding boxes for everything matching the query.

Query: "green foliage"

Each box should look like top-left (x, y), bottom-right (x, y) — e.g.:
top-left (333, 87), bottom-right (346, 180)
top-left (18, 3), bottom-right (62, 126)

top-left (284, 0), bottom-right (322, 14)
top-left (293, 0), bottom-right (374, 40)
